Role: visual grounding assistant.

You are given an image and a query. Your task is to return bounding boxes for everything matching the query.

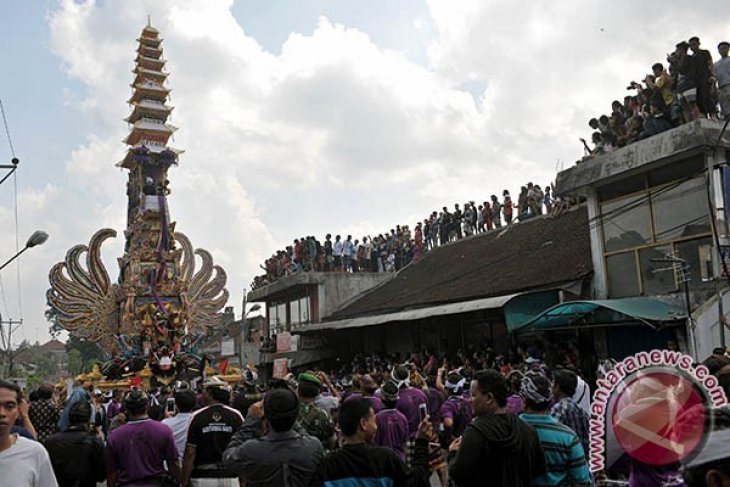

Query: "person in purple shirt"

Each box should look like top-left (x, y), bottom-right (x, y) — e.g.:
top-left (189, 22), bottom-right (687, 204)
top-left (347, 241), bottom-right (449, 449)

top-left (425, 376), bottom-right (444, 425)
top-left (373, 380), bottom-right (410, 463)
top-left (439, 372), bottom-right (473, 446)
top-left (105, 390), bottom-right (123, 421)
top-left (505, 370), bottom-right (523, 415)
top-left (392, 365), bottom-right (428, 440)
top-left (344, 375), bottom-right (384, 413)
top-left (105, 390), bottom-right (181, 486)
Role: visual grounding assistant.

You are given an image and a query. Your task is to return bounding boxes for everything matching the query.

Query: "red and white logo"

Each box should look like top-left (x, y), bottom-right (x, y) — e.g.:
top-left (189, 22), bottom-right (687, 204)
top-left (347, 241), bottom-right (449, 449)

top-left (611, 368), bottom-right (707, 466)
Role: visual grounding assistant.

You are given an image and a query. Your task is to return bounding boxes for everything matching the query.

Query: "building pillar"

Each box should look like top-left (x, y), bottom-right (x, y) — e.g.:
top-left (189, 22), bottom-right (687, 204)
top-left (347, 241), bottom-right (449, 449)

top-left (585, 187), bottom-right (608, 299)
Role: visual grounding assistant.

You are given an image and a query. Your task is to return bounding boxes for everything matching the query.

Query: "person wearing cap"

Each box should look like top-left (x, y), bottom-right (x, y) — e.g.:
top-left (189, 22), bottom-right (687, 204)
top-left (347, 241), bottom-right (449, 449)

top-left (313, 397), bottom-right (433, 487)
top-left (106, 390), bottom-right (180, 487)
top-left (716, 41), bottom-right (730, 120)
top-left (448, 370), bottom-right (544, 487)
top-left (683, 428), bottom-right (730, 486)
top-left (689, 36), bottom-right (716, 117)
top-left (182, 377), bottom-right (243, 487)
top-left (223, 388), bottom-right (323, 486)
top-left (297, 372), bottom-right (335, 450)
top-left (45, 400), bottom-right (106, 487)
top-left (373, 380), bottom-right (410, 463)
top-left (519, 372), bottom-right (590, 487)
top-left (313, 371), bottom-right (341, 416)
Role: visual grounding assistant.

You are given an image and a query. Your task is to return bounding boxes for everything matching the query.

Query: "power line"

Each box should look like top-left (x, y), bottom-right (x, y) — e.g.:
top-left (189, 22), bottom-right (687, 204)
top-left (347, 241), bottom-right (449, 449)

top-left (13, 170), bottom-right (22, 320)
top-left (0, 98), bottom-right (16, 158)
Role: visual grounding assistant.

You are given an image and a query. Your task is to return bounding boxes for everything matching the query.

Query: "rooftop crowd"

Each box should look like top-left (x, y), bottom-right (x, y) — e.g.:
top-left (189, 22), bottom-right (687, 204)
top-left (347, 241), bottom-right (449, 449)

top-left (252, 182), bottom-right (575, 290)
top-left (2, 342), bottom-right (730, 487)
top-left (580, 36), bottom-right (730, 162)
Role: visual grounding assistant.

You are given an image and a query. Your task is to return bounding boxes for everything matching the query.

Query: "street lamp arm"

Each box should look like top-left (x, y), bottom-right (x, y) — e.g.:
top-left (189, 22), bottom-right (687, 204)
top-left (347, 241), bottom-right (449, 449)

top-left (0, 245), bottom-right (30, 272)
top-left (0, 230), bottom-right (50, 272)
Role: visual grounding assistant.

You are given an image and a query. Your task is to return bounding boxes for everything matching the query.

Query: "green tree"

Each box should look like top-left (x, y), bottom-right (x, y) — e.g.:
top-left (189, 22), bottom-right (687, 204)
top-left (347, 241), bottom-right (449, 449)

top-left (67, 349), bottom-right (84, 377)
top-left (66, 335), bottom-right (105, 363)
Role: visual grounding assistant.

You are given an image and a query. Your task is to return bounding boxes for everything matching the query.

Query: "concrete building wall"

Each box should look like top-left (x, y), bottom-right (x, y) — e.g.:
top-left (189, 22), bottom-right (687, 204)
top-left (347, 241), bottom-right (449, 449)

top-left (319, 273), bottom-right (393, 319)
top-left (694, 291), bottom-right (730, 361)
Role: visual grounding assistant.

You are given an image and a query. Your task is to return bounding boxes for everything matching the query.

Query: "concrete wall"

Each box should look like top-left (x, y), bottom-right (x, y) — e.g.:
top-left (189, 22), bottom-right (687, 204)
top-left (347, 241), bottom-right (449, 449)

top-left (557, 119), bottom-right (730, 196)
top-left (319, 273), bottom-right (393, 319)
top-left (694, 291), bottom-right (730, 361)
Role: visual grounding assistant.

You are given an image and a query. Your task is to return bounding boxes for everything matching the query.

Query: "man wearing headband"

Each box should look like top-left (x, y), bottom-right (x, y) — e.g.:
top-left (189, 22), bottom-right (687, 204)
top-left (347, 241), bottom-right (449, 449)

top-left (439, 372), bottom-right (472, 447)
top-left (373, 380), bottom-right (410, 463)
top-left (223, 388), bottom-right (324, 487)
top-left (519, 372), bottom-right (590, 487)
top-left (393, 364), bottom-right (428, 467)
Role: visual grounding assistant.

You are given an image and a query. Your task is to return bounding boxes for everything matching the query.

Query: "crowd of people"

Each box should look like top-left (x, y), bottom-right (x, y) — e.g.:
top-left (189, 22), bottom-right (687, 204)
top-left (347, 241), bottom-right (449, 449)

top-left (2, 342), bottom-right (730, 486)
top-left (252, 183), bottom-right (577, 289)
top-left (580, 36), bottom-right (730, 162)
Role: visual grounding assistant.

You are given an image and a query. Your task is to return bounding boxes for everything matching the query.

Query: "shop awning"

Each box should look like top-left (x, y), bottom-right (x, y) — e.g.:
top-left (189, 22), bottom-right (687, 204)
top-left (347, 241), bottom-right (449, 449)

top-left (299, 293), bottom-right (523, 333)
top-left (513, 297), bottom-right (686, 333)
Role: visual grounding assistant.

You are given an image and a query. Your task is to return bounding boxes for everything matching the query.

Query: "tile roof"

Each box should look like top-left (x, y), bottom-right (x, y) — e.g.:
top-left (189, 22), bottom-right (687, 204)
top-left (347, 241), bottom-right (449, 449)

top-left (39, 339), bottom-right (67, 352)
top-left (329, 205), bottom-right (592, 320)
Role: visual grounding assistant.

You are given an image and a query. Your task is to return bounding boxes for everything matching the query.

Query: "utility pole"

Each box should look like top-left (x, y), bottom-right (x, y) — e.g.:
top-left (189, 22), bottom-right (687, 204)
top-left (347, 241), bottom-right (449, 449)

top-left (0, 312), bottom-right (23, 377)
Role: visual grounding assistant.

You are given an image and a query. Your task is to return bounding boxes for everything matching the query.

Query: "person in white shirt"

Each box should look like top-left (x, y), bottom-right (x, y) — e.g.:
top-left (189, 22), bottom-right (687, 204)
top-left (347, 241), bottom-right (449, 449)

top-left (716, 41), bottom-right (730, 119)
top-left (572, 375), bottom-right (591, 416)
top-left (333, 235), bottom-right (344, 272)
top-left (162, 389), bottom-right (196, 461)
top-left (0, 380), bottom-right (58, 487)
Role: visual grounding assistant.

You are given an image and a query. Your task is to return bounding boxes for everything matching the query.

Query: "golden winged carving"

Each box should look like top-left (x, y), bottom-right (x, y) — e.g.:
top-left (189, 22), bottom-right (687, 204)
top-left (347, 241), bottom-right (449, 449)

top-left (46, 229), bottom-right (119, 350)
top-left (176, 232), bottom-right (229, 331)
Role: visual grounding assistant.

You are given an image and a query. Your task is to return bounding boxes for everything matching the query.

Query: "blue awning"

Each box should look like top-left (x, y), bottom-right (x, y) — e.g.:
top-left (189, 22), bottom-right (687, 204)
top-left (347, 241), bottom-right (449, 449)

top-left (513, 297), bottom-right (686, 333)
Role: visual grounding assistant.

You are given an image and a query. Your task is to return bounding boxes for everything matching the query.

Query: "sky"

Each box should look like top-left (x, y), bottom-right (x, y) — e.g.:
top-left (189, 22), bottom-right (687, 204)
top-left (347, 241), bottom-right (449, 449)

top-left (0, 0), bottom-right (728, 345)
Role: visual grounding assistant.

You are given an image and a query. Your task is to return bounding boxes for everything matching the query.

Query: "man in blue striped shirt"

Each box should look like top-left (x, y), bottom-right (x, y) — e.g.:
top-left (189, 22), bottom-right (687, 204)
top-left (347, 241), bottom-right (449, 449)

top-left (519, 372), bottom-right (590, 487)
top-left (550, 369), bottom-right (590, 458)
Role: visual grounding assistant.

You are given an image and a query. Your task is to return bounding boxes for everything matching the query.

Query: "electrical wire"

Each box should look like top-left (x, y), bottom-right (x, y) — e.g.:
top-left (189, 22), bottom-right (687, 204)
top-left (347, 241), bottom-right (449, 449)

top-left (0, 98), bottom-right (14, 319)
top-left (0, 98), bottom-right (16, 158)
top-left (13, 169), bottom-right (22, 320)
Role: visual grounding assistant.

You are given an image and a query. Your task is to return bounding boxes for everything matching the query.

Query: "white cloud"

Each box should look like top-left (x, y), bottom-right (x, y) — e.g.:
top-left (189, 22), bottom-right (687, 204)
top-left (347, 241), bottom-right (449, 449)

top-left (8, 0), bottom-right (728, 345)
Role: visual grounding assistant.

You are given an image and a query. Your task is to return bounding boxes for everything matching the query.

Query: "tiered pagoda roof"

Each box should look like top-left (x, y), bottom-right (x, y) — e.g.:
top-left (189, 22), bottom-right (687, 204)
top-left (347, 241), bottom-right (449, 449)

top-left (119, 25), bottom-right (182, 168)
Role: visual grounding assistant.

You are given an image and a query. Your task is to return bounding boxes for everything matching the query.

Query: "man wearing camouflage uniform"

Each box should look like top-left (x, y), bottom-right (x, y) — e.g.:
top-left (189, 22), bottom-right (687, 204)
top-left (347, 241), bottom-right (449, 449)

top-left (296, 372), bottom-right (335, 450)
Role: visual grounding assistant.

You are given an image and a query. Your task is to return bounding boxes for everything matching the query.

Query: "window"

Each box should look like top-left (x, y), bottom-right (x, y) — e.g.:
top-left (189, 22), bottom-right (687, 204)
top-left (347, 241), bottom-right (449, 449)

top-left (606, 253), bottom-right (640, 298)
top-left (290, 299), bottom-right (301, 326)
top-left (676, 237), bottom-right (714, 284)
top-left (639, 245), bottom-right (676, 295)
top-left (601, 174), bottom-right (712, 298)
top-left (290, 296), bottom-right (310, 327)
top-left (651, 178), bottom-right (710, 242)
top-left (601, 195), bottom-right (651, 252)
